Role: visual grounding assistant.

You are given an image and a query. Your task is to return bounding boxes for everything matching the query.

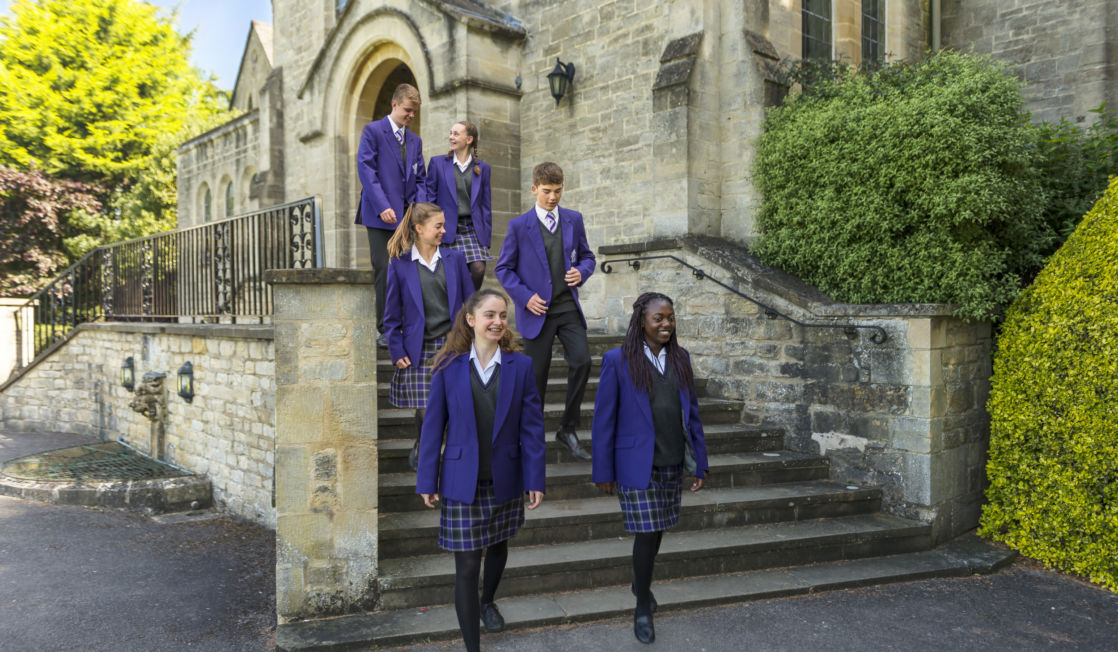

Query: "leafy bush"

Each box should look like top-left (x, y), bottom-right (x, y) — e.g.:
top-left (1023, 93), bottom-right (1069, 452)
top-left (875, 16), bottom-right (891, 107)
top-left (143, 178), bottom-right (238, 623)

top-left (1033, 106), bottom-right (1118, 244)
top-left (980, 177), bottom-right (1118, 591)
top-left (754, 51), bottom-right (1051, 322)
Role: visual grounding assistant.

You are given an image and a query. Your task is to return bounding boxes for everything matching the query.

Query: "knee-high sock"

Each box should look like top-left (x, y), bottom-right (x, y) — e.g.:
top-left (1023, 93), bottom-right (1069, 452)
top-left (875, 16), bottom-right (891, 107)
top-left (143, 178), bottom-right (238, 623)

top-left (481, 540), bottom-right (509, 604)
top-left (454, 550), bottom-right (483, 652)
top-left (633, 531), bottom-right (660, 614)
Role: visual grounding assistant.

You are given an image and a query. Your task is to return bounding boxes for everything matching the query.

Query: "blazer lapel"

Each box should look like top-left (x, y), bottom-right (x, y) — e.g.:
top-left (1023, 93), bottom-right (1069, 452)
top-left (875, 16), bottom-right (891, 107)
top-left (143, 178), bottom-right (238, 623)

top-left (559, 209), bottom-right (575, 270)
top-left (454, 356), bottom-right (479, 437)
top-left (493, 354), bottom-right (514, 442)
top-left (400, 252), bottom-right (424, 317)
top-left (470, 165), bottom-right (481, 208)
top-left (524, 212), bottom-right (549, 268)
top-left (383, 118), bottom-right (405, 174)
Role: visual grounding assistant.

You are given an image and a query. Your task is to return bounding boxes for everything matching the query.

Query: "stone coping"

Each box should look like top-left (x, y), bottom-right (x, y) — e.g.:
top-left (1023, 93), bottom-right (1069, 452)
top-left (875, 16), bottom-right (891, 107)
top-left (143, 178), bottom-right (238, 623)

top-left (597, 236), bottom-right (961, 320)
top-left (264, 268), bottom-right (374, 285)
top-left (78, 321), bottom-right (275, 339)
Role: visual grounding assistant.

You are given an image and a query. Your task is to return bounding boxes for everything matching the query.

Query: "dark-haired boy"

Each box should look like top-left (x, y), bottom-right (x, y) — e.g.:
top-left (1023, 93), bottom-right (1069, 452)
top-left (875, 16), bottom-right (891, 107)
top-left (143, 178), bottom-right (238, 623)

top-left (355, 83), bottom-right (426, 346)
top-left (496, 162), bottom-right (596, 460)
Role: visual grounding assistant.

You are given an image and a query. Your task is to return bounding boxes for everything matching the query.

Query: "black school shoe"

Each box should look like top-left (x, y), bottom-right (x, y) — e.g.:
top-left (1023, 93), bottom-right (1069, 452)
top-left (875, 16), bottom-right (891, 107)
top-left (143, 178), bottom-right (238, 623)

top-left (555, 428), bottom-right (592, 461)
top-left (634, 609), bottom-right (655, 644)
top-left (480, 601), bottom-right (505, 633)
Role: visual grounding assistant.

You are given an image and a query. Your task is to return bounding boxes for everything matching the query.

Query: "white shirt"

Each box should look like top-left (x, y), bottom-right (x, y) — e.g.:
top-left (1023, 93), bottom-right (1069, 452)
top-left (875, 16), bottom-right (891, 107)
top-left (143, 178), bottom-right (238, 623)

top-left (387, 115), bottom-right (406, 142)
top-left (469, 343), bottom-right (502, 384)
top-left (643, 342), bottom-right (667, 375)
top-left (454, 154), bottom-right (473, 174)
top-left (411, 244), bottom-right (441, 273)
top-left (534, 204), bottom-right (559, 231)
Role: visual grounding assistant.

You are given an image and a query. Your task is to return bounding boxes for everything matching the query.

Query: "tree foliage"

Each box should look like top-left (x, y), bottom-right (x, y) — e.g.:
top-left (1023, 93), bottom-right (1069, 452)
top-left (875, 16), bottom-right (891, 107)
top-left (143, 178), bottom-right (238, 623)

top-left (754, 51), bottom-right (1050, 322)
top-left (980, 177), bottom-right (1118, 592)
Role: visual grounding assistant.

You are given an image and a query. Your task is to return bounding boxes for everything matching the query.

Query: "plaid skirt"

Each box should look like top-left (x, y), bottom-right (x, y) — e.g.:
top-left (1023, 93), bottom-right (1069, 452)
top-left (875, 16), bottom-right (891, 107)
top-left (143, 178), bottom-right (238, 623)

top-left (618, 465), bottom-right (683, 533)
top-left (388, 336), bottom-right (445, 409)
top-left (438, 479), bottom-right (526, 551)
top-left (445, 219), bottom-right (493, 264)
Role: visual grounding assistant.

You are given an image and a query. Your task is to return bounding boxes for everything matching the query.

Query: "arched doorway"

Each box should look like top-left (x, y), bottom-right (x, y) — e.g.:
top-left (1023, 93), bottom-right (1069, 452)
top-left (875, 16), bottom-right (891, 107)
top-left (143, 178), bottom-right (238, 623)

top-left (353, 61), bottom-right (419, 142)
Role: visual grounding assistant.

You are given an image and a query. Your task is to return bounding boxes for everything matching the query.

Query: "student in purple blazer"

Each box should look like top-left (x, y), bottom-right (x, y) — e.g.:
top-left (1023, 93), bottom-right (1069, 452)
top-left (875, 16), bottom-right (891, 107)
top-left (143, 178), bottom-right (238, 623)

top-left (355, 83), bottom-right (427, 345)
top-left (591, 292), bottom-right (709, 645)
top-left (423, 121), bottom-right (493, 290)
top-left (417, 289), bottom-right (546, 652)
top-left (384, 202), bottom-right (474, 470)
top-left (494, 162), bottom-right (596, 461)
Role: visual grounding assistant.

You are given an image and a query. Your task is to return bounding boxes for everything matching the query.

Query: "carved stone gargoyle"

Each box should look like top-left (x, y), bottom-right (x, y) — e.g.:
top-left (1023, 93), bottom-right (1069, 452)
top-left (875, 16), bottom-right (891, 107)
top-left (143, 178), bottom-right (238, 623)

top-left (129, 372), bottom-right (166, 421)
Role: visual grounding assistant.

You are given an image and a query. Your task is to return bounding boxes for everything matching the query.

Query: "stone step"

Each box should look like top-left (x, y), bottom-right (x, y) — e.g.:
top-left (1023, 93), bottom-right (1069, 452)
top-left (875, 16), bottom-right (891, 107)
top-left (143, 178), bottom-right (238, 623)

top-left (375, 396), bottom-right (743, 438)
top-left (376, 355), bottom-right (604, 384)
top-left (378, 480), bottom-right (882, 558)
top-left (375, 424), bottom-right (785, 474)
top-left (375, 513), bottom-right (934, 610)
top-left (274, 535), bottom-right (1016, 651)
top-left (378, 450), bottom-right (830, 513)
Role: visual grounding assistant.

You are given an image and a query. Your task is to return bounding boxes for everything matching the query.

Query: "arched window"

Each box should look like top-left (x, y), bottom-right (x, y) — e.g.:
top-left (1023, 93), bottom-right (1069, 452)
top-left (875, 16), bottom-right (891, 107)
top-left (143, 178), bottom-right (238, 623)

top-left (203, 188), bottom-right (212, 222)
top-left (225, 181), bottom-right (235, 217)
top-left (802, 0), bottom-right (833, 60)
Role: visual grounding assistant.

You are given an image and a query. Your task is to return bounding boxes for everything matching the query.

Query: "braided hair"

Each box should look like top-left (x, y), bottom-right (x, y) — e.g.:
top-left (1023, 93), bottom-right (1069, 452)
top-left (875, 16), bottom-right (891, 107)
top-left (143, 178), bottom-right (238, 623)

top-left (445, 121), bottom-right (482, 175)
top-left (621, 292), bottom-right (695, 398)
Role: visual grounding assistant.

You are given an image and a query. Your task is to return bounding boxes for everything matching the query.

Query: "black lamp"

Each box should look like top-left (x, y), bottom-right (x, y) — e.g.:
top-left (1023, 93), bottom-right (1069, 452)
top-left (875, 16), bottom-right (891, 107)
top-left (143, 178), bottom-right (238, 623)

top-left (121, 357), bottom-right (135, 392)
top-left (547, 57), bottom-right (576, 104)
top-left (177, 361), bottom-right (194, 403)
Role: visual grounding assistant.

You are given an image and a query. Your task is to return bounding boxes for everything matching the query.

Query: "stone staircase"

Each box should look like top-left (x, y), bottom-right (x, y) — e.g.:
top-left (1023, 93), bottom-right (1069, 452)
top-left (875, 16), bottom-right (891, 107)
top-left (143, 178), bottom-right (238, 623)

top-left (276, 334), bottom-right (1013, 651)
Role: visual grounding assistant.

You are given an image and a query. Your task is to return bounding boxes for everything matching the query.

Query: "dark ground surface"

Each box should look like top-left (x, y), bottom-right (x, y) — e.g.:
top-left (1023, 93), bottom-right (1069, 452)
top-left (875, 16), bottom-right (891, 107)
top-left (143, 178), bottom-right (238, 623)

top-left (4, 430), bottom-right (1118, 652)
top-left (0, 431), bottom-right (275, 652)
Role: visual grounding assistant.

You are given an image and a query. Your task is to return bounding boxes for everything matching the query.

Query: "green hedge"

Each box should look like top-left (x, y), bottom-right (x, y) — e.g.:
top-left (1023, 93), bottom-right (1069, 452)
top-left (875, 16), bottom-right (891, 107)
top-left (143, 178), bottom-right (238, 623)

top-left (980, 177), bottom-right (1118, 591)
top-left (754, 51), bottom-right (1050, 322)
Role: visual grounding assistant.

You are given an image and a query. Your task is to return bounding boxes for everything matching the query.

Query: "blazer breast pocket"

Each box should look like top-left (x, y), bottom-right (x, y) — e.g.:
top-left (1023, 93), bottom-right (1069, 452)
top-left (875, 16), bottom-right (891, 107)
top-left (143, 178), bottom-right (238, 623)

top-left (443, 446), bottom-right (462, 461)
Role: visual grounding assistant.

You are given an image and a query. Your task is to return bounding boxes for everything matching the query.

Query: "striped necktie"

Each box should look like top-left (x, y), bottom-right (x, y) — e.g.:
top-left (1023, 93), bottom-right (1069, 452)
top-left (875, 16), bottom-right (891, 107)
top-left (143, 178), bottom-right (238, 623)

top-left (544, 211), bottom-right (556, 233)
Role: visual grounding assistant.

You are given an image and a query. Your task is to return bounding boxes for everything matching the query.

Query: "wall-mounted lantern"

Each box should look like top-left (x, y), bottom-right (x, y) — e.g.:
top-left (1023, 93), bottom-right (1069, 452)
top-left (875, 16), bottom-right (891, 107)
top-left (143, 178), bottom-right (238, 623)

top-left (177, 361), bottom-right (194, 403)
top-left (121, 357), bottom-right (135, 392)
top-left (547, 57), bottom-right (576, 104)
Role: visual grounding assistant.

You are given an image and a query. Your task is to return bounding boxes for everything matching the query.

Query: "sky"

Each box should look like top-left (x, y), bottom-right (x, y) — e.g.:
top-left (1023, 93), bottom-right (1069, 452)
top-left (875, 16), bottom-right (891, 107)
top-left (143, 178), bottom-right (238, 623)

top-left (0, 0), bottom-right (273, 91)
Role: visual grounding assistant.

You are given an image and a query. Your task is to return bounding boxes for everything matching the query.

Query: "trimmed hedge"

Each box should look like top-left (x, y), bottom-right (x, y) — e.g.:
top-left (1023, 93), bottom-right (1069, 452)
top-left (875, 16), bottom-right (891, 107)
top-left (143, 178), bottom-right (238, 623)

top-left (980, 177), bottom-right (1118, 591)
top-left (754, 51), bottom-right (1050, 322)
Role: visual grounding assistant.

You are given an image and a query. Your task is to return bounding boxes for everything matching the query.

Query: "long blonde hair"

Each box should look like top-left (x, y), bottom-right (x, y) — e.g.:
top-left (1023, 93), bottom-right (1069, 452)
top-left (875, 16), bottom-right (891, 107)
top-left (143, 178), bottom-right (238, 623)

top-left (432, 289), bottom-right (521, 373)
top-left (386, 202), bottom-right (443, 259)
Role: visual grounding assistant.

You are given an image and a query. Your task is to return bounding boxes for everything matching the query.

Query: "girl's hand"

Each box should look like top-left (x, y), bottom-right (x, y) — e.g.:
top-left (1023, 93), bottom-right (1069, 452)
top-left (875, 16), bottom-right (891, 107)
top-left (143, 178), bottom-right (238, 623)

top-left (421, 493), bottom-right (439, 508)
top-left (395, 356), bottom-right (412, 369)
top-left (595, 481), bottom-right (616, 495)
top-left (689, 477), bottom-right (705, 492)
top-left (526, 491), bottom-right (544, 510)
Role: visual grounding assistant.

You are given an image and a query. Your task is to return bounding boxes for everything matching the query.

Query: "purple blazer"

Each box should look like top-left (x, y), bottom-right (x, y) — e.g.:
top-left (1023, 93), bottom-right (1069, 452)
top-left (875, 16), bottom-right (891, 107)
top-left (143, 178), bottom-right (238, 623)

top-left (422, 155), bottom-right (493, 248)
top-left (591, 348), bottom-right (710, 488)
top-left (355, 117), bottom-right (426, 230)
top-left (494, 207), bottom-right (596, 339)
top-left (384, 248), bottom-right (473, 365)
top-left (416, 351), bottom-right (547, 504)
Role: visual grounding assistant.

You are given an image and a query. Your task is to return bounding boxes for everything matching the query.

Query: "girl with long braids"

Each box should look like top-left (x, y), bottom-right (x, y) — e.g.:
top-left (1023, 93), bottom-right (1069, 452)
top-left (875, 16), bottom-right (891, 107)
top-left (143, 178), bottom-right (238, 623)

top-left (384, 202), bottom-right (475, 470)
top-left (416, 289), bottom-right (546, 652)
top-left (590, 292), bottom-right (710, 644)
top-left (422, 121), bottom-right (493, 290)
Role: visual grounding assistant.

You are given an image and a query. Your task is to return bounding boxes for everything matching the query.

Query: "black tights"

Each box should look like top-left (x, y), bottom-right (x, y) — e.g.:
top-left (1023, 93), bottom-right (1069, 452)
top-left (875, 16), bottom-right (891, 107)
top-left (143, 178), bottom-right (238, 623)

top-left (415, 408), bottom-right (425, 438)
top-left (468, 261), bottom-right (485, 291)
top-left (454, 540), bottom-right (510, 652)
top-left (632, 531), bottom-right (664, 614)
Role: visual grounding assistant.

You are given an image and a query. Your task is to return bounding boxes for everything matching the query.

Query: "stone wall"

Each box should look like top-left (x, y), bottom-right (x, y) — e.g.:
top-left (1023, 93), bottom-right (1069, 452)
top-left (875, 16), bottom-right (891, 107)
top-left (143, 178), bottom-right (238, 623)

top-left (0, 323), bottom-right (276, 526)
top-left (178, 111), bottom-right (265, 228)
top-left (942, 0), bottom-right (1118, 124)
top-left (597, 238), bottom-right (991, 542)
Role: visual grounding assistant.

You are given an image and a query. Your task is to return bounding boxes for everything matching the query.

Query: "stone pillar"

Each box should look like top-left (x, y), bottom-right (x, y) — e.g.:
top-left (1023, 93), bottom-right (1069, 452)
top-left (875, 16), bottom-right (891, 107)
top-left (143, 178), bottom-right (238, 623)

top-left (0, 298), bottom-right (33, 381)
top-left (266, 269), bottom-right (379, 623)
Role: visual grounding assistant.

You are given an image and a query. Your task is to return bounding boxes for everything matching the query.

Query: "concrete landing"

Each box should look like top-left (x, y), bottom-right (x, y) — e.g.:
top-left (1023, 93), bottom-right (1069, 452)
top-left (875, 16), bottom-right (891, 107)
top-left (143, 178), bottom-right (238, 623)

top-left (275, 535), bottom-right (1017, 652)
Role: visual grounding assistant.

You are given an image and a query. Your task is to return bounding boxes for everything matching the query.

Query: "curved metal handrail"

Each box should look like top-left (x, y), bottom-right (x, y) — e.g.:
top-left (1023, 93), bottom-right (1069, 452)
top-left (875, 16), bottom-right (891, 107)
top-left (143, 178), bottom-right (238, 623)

top-left (600, 255), bottom-right (888, 344)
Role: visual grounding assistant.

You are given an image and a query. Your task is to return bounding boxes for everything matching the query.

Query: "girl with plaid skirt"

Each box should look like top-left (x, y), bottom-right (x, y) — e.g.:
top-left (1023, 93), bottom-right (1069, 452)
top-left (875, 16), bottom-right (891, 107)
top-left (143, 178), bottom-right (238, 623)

top-left (384, 202), bottom-right (475, 470)
top-left (422, 121), bottom-right (493, 290)
top-left (417, 289), bottom-right (547, 652)
top-left (591, 292), bottom-right (710, 645)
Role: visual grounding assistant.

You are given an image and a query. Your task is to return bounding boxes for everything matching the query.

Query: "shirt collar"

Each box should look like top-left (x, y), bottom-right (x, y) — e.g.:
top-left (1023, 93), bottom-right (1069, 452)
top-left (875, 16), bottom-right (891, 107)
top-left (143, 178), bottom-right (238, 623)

top-left (535, 204), bottom-right (560, 224)
top-left (411, 244), bottom-right (441, 271)
top-left (387, 115), bottom-right (405, 134)
top-left (454, 154), bottom-right (472, 173)
top-left (643, 342), bottom-right (667, 373)
top-left (469, 343), bottom-right (502, 371)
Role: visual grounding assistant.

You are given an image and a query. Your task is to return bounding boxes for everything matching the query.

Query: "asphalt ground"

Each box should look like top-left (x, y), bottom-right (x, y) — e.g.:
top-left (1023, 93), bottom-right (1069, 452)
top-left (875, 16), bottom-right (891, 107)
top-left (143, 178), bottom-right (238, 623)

top-left (3, 430), bottom-right (1117, 652)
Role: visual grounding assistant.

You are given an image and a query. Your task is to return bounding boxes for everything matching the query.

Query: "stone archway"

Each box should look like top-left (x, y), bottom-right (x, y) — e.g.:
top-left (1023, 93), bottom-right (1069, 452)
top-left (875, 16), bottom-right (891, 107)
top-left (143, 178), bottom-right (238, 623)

top-left (351, 58), bottom-right (420, 154)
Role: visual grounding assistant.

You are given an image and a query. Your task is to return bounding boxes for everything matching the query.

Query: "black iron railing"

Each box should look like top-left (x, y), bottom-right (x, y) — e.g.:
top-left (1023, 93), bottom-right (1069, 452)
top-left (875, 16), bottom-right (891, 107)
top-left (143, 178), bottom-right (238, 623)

top-left (600, 255), bottom-right (888, 343)
top-left (11, 197), bottom-right (322, 368)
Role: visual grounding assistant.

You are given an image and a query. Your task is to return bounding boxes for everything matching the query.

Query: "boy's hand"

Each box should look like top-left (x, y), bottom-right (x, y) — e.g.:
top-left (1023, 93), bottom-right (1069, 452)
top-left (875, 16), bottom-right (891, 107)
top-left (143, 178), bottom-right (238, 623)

top-left (379, 207), bottom-right (397, 224)
top-left (527, 293), bottom-right (548, 315)
top-left (564, 268), bottom-right (582, 286)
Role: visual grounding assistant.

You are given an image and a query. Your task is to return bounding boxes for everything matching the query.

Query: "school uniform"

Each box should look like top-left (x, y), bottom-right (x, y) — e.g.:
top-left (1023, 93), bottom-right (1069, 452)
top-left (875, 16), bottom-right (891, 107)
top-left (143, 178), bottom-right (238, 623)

top-left (494, 206), bottom-right (596, 433)
top-left (384, 246), bottom-right (473, 408)
top-left (423, 154), bottom-right (493, 263)
top-left (355, 115), bottom-right (426, 332)
top-left (591, 346), bottom-right (710, 532)
top-left (416, 347), bottom-right (547, 551)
